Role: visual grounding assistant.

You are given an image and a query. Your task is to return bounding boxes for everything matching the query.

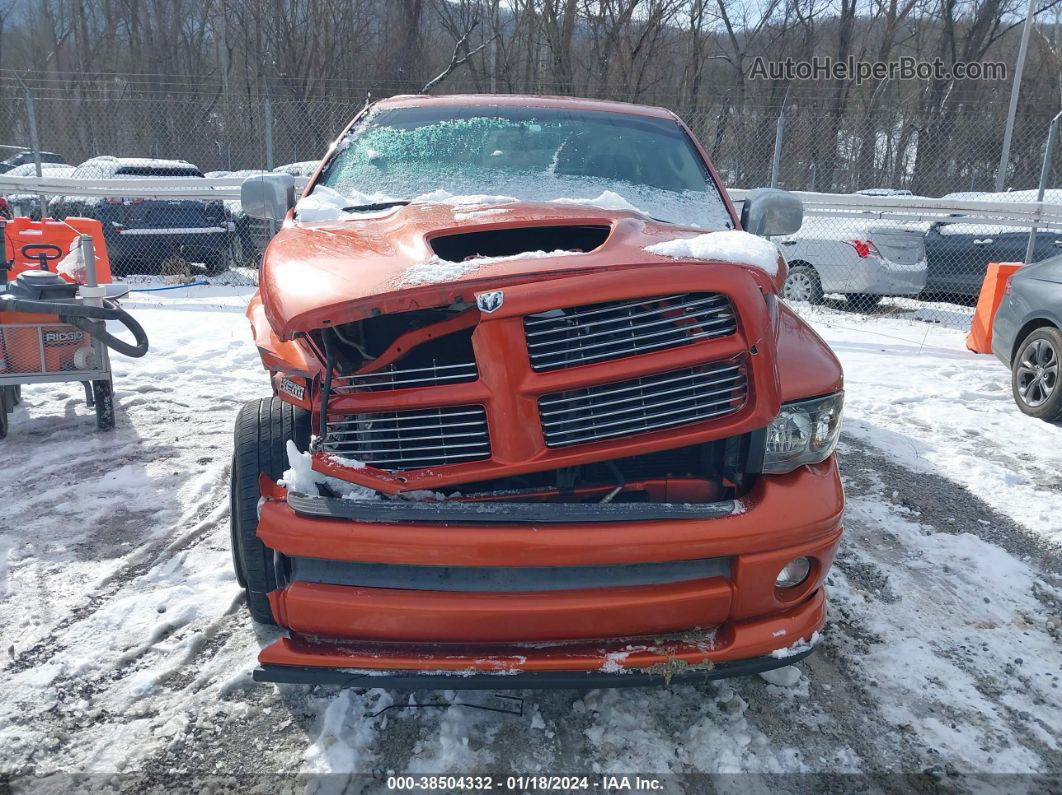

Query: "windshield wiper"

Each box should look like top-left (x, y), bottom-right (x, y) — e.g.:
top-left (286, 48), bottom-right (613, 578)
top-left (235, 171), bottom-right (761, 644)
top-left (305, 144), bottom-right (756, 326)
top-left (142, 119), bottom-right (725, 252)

top-left (341, 200), bottom-right (410, 212)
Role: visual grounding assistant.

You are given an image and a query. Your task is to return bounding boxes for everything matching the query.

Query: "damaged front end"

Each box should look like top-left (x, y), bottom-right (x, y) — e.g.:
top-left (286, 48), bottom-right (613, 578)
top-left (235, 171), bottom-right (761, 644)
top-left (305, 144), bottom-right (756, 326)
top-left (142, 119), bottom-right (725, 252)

top-left (284, 260), bottom-right (780, 500)
top-left (246, 255), bottom-right (844, 688)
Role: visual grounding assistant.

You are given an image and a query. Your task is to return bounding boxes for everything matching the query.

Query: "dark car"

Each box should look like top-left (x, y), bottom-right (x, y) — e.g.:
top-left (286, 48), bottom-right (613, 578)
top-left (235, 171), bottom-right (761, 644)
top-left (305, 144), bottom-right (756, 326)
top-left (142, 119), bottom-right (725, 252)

top-left (50, 156), bottom-right (233, 274)
top-left (924, 190), bottom-right (1062, 298)
top-left (991, 255), bottom-right (1062, 422)
top-left (0, 150), bottom-right (65, 173)
top-left (223, 169), bottom-right (271, 266)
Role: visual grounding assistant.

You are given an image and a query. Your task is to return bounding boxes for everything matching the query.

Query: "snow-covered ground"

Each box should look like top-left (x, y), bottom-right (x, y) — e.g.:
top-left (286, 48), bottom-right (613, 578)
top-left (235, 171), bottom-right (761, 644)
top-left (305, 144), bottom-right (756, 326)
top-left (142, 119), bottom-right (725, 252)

top-left (0, 287), bottom-right (1059, 790)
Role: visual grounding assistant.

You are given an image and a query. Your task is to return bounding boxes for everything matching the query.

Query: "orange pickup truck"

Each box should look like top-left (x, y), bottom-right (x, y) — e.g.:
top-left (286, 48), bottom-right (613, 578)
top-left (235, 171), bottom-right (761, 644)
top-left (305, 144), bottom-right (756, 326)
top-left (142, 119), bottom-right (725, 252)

top-left (231, 94), bottom-right (844, 688)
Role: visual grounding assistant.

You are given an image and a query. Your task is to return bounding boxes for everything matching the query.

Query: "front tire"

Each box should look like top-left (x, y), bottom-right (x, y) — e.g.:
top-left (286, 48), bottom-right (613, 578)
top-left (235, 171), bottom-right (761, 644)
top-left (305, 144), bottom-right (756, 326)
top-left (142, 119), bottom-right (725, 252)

top-left (205, 237), bottom-right (238, 275)
top-left (783, 265), bottom-right (824, 305)
top-left (230, 397), bottom-right (311, 624)
top-left (1012, 328), bottom-right (1062, 423)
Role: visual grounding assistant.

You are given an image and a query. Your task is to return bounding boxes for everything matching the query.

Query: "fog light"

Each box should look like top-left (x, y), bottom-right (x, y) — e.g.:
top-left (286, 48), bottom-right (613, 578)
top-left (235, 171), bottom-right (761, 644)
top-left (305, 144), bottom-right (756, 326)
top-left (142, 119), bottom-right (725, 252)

top-left (776, 557), bottom-right (811, 588)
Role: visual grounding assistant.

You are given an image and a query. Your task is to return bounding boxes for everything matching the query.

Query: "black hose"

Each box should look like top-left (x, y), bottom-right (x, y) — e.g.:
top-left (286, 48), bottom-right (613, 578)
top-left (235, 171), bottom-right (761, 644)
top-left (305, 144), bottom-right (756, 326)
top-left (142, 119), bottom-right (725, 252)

top-left (0, 296), bottom-right (149, 358)
top-left (2, 296), bottom-right (126, 320)
top-left (66, 313), bottom-right (149, 358)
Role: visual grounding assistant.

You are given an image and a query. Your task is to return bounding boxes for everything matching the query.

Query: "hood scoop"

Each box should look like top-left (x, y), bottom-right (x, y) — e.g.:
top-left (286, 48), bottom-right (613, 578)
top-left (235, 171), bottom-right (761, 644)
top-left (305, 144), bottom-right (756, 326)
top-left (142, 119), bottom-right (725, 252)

top-left (429, 224), bottom-right (610, 262)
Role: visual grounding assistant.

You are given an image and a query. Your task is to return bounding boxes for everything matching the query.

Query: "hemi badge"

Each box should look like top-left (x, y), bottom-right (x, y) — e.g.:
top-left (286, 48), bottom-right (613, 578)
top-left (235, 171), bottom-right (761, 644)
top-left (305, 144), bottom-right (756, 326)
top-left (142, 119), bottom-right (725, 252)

top-left (280, 378), bottom-right (305, 400)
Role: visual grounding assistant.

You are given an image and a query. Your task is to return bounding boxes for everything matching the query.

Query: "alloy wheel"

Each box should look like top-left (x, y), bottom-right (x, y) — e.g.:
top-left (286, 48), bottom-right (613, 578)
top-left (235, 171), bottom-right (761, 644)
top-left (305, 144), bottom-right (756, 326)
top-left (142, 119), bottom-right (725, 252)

top-left (1016, 338), bottom-right (1059, 408)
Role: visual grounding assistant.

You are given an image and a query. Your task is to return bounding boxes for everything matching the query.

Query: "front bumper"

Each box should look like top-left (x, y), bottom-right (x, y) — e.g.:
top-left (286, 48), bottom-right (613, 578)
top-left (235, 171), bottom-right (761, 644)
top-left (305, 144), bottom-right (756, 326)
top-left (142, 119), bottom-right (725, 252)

top-left (255, 626), bottom-right (819, 690)
top-left (254, 459), bottom-right (844, 688)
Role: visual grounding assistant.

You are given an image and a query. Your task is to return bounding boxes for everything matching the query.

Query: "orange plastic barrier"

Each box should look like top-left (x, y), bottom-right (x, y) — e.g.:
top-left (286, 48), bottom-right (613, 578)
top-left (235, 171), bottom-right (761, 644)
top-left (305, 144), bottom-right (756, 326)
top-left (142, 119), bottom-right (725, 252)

top-left (966, 262), bottom-right (1023, 354)
top-left (2, 217), bottom-right (112, 283)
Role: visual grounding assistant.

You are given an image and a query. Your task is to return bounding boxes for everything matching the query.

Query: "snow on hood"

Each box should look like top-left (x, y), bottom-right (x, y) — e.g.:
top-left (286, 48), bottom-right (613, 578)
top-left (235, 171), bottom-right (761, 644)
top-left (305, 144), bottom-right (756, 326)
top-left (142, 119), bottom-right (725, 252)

top-left (294, 185), bottom-right (402, 222)
top-left (646, 230), bottom-right (784, 276)
top-left (294, 186), bottom-right (656, 224)
top-left (413, 189), bottom-right (520, 208)
top-left (398, 249), bottom-right (580, 288)
top-left (549, 190), bottom-right (644, 214)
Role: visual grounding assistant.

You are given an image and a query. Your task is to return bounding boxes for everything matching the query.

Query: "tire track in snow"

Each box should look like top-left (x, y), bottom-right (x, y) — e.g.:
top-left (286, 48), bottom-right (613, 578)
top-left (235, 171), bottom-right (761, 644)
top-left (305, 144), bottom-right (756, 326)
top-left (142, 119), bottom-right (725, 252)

top-left (5, 477), bottom-right (229, 676)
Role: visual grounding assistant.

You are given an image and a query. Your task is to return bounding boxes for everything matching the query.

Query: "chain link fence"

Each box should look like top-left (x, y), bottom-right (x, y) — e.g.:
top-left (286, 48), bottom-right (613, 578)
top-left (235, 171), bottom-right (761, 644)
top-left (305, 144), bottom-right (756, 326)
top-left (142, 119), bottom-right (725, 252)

top-left (0, 82), bottom-right (1059, 328)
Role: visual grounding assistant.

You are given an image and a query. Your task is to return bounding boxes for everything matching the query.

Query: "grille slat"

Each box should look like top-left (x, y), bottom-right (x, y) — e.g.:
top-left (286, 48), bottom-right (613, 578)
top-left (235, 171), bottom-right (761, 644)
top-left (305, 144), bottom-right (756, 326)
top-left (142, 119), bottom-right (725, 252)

top-left (523, 292), bottom-right (737, 372)
top-left (329, 409), bottom-right (485, 425)
top-left (539, 377), bottom-right (745, 420)
top-left (334, 441), bottom-right (490, 455)
top-left (542, 392), bottom-right (742, 433)
top-left (538, 362), bottom-right (747, 448)
top-left (323, 405), bottom-right (490, 471)
top-left (524, 294), bottom-right (689, 325)
top-left (331, 361), bottom-right (478, 393)
top-left (546, 405), bottom-right (742, 447)
top-left (538, 364), bottom-right (742, 406)
top-left (522, 309), bottom-right (730, 348)
top-left (524, 295), bottom-right (730, 337)
top-left (327, 418), bottom-right (486, 435)
top-left (325, 428), bottom-right (487, 441)
top-left (527, 314), bottom-right (736, 353)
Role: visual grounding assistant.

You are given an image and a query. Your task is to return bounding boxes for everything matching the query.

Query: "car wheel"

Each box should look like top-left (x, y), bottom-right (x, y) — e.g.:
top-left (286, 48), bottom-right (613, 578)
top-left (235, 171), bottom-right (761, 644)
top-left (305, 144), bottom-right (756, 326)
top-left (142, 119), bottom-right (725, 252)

top-left (204, 248), bottom-right (232, 275)
top-left (230, 396), bottom-right (311, 624)
top-left (1012, 328), bottom-right (1062, 423)
top-left (783, 265), bottom-right (824, 305)
top-left (844, 294), bottom-right (883, 311)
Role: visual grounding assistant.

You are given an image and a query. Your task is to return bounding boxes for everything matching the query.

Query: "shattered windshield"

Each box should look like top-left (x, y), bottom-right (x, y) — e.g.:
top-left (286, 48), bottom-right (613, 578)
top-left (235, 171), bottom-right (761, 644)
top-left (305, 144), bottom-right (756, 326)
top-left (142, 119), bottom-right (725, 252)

top-left (316, 106), bottom-right (732, 229)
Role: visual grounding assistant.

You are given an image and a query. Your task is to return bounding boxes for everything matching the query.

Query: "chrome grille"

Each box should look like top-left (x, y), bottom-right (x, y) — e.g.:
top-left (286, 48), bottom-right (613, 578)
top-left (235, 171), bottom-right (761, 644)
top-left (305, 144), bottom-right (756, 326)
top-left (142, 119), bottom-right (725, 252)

top-left (524, 293), bottom-right (736, 371)
top-left (331, 361), bottom-right (477, 393)
top-left (322, 405), bottom-right (490, 470)
top-left (538, 361), bottom-right (747, 448)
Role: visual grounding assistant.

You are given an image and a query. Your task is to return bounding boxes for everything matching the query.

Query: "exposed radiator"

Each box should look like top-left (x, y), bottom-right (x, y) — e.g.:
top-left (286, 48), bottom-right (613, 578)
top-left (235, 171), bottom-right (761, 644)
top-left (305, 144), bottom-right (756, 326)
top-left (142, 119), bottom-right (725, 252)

top-left (538, 360), bottom-right (747, 448)
top-left (523, 292), bottom-right (736, 371)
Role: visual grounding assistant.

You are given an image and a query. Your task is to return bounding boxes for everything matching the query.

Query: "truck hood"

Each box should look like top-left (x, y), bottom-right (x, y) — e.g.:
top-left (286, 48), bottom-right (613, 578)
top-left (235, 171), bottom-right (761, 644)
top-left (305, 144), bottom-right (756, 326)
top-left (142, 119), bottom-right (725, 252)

top-left (258, 200), bottom-right (781, 340)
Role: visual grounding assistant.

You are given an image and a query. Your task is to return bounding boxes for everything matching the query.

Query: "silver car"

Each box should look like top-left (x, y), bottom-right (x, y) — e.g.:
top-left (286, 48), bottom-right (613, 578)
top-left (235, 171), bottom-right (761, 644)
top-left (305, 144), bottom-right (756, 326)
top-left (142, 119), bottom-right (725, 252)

top-left (777, 220), bottom-right (928, 309)
top-left (992, 255), bottom-right (1062, 423)
top-left (5, 163), bottom-right (74, 218)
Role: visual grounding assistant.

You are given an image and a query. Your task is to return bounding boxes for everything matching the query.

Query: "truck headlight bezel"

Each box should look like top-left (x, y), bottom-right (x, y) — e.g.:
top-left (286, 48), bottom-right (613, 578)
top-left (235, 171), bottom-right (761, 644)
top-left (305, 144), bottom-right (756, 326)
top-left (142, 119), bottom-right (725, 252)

top-left (762, 392), bottom-right (844, 474)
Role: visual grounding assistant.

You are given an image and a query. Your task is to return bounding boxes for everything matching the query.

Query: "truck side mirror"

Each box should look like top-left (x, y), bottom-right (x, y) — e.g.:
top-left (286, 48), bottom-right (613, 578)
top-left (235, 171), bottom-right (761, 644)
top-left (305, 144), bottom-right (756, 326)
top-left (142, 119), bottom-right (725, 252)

top-left (740, 188), bottom-right (803, 237)
top-left (241, 174), bottom-right (295, 221)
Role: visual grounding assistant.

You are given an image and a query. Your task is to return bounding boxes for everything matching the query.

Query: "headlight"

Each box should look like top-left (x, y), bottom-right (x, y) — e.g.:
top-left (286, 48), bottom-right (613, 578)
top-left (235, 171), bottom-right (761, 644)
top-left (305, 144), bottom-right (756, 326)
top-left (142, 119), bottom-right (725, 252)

top-left (763, 392), bottom-right (844, 474)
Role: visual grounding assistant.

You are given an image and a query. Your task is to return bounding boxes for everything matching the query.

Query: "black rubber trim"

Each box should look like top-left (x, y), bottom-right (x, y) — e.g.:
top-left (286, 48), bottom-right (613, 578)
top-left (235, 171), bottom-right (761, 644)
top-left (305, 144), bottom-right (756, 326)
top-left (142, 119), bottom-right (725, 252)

top-left (288, 555), bottom-right (732, 592)
top-left (253, 647), bottom-right (815, 690)
top-left (286, 492), bottom-right (737, 524)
